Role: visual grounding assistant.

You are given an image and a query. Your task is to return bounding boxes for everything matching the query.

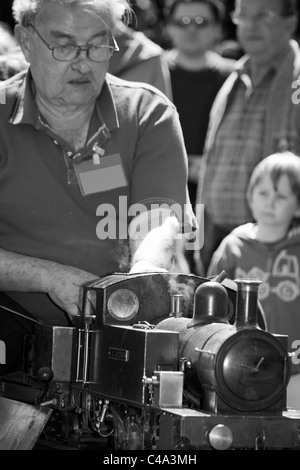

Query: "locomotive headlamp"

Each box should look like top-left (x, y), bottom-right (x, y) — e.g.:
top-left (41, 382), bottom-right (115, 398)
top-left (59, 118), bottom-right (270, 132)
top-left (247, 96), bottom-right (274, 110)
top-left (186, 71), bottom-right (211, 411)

top-left (208, 424), bottom-right (233, 450)
top-left (107, 289), bottom-right (139, 320)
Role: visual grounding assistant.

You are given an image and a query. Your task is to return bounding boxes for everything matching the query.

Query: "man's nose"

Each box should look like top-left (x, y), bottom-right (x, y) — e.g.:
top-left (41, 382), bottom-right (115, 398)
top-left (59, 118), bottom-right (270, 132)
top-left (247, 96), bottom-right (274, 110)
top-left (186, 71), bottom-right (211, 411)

top-left (71, 50), bottom-right (92, 72)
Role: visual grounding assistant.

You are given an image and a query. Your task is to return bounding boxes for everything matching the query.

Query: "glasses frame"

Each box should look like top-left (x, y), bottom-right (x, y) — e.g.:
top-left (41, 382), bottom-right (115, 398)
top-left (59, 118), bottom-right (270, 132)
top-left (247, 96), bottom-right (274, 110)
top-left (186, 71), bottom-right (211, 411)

top-left (28, 23), bottom-right (119, 62)
top-left (171, 16), bottom-right (214, 29)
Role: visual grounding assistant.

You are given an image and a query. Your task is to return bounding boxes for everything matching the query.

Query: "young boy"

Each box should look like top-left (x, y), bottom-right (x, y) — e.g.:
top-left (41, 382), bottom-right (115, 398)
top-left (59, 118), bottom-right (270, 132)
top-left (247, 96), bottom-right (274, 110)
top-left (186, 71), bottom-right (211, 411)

top-left (207, 151), bottom-right (300, 409)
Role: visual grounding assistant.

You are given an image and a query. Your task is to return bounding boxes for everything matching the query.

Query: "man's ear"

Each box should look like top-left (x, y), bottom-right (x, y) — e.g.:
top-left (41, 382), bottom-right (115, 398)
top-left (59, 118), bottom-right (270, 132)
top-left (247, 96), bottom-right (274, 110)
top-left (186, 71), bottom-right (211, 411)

top-left (286, 14), bottom-right (298, 38)
top-left (14, 25), bottom-right (31, 62)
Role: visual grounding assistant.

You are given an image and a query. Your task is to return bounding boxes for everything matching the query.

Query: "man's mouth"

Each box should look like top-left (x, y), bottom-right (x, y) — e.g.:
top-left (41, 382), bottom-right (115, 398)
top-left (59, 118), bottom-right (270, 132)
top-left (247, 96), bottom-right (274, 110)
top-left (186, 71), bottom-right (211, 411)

top-left (68, 78), bottom-right (91, 84)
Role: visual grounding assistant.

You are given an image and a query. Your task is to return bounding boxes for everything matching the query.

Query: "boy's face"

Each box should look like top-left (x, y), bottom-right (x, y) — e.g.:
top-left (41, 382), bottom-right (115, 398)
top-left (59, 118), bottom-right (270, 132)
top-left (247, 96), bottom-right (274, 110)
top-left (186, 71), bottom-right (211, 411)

top-left (250, 174), bottom-right (300, 232)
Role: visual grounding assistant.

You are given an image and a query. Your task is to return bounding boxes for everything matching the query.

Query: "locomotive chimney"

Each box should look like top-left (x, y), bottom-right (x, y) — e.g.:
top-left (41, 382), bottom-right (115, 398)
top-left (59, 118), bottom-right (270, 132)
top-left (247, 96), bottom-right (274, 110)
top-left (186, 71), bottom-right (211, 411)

top-left (234, 279), bottom-right (262, 329)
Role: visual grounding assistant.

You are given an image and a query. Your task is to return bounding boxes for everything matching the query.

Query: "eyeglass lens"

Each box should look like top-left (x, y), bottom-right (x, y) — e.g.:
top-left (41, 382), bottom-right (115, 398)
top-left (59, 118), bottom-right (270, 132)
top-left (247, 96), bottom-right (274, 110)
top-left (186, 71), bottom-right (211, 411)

top-left (172, 16), bottom-right (213, 28)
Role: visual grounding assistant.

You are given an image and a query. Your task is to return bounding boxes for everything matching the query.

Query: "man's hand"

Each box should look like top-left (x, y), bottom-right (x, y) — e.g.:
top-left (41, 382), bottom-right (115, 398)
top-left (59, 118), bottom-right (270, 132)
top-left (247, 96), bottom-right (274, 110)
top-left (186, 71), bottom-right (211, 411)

top-left (0, 248), bottom-right (99, 323)
top-left (45, 264), bottom-right (99, 322)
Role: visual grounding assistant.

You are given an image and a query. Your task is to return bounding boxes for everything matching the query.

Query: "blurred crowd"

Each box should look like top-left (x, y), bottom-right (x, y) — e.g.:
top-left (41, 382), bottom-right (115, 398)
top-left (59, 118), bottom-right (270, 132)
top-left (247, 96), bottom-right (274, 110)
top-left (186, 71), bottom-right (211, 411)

top-left (1, 0), bottom-right (300, 79)
top-left (0, 1), bottom-right (238, 80)
top-left (0, 0), bottom-right (272, 51)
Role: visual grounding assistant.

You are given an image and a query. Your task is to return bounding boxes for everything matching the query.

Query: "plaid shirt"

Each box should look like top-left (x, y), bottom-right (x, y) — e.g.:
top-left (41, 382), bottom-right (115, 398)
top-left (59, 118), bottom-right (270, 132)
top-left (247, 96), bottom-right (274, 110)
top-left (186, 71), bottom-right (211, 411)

top-left (202, 54), bottom-right (287, 230)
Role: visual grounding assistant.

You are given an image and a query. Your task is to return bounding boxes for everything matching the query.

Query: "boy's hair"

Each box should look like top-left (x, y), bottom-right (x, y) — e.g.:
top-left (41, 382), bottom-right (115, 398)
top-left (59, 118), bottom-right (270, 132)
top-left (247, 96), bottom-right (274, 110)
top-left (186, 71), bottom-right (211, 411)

top-left (247, 152), bottom-right (300, 207)
top-left (281, 0), bottom-right (298, 17)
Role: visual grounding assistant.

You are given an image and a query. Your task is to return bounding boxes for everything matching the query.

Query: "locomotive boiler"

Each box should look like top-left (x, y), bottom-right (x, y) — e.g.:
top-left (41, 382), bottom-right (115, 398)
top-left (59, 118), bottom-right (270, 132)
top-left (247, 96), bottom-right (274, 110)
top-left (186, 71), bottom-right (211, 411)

top-left (0, 272), bottom-right (300, 451)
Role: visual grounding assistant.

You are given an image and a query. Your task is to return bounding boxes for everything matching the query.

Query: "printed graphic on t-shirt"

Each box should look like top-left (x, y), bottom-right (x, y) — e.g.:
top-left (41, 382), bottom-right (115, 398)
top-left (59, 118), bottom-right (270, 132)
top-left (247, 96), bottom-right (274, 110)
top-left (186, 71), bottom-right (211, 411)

top-left (235, 250), bottom-right (300, 302)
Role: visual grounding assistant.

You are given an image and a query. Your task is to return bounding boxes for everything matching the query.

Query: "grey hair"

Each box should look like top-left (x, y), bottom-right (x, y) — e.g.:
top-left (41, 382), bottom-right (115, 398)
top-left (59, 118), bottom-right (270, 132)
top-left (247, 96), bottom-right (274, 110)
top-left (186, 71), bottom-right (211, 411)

top-left (12, 0), bottom-right (132, 32)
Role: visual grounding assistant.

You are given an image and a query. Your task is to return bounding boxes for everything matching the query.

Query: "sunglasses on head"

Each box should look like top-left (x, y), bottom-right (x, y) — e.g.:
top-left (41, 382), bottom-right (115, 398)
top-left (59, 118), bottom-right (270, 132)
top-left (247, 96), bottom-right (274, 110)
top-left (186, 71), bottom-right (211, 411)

top-left (171, 16), bottom-right (214, 28)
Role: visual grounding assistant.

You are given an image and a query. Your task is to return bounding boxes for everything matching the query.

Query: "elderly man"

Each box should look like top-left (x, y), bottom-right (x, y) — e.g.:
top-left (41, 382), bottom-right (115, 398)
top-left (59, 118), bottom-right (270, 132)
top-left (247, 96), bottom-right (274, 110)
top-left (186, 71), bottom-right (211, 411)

top-left (196, 0), bottom-right (300, 275)
top-left (0, 0), bottom-right (195, 373)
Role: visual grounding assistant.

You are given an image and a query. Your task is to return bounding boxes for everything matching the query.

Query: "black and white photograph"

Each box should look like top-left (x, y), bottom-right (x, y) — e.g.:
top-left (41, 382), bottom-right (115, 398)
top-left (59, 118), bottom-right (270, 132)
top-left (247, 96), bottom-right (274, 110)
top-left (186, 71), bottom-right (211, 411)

top-left (0, 0), bottom-right (300, 457)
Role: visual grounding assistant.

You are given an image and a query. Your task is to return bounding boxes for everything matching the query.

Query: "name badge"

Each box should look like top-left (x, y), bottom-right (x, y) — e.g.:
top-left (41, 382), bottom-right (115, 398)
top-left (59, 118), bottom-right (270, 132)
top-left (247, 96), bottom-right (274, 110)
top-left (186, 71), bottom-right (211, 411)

top-left (73, 153), bottom-right (128, 196)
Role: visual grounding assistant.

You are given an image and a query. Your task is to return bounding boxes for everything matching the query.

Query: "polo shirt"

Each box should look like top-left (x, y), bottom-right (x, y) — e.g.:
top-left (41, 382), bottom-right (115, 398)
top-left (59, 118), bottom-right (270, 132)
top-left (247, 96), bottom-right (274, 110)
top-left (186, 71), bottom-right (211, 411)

top-left (0, 70), bottom-right (192, 325)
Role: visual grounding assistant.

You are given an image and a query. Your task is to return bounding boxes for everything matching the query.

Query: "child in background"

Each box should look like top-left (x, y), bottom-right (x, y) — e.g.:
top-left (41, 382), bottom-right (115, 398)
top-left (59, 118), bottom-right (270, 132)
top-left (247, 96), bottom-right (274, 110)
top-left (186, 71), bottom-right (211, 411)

top-left (207, 151), bottom-right (300, 409)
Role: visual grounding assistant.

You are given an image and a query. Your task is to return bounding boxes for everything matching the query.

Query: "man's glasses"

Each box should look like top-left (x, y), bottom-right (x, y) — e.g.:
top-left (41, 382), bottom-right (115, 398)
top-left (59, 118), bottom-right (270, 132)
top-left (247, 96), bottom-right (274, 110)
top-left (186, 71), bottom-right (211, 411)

top-left (231, 10), bottom-right (281, 26)
top-left (171, 16), bottom-right (214, 29)
top-left (28, 24), bottom-right (119, 62)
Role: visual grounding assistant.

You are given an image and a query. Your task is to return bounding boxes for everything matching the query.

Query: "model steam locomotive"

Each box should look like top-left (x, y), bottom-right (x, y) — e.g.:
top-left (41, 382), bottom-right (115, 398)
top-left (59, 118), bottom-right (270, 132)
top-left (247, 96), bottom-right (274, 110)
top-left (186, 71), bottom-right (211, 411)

top-left (1, 272), bottom-right (300, 450)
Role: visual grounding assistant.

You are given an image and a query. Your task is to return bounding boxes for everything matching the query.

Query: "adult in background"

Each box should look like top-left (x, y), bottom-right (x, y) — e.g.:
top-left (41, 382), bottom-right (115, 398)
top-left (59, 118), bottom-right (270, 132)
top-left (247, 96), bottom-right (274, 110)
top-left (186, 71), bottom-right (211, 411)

top-left (196, 0), bottom-right (300, 276)
top-left (165, 0), bottom-right (235, 272)
top-left (0, 0), bottom-right (196, 374)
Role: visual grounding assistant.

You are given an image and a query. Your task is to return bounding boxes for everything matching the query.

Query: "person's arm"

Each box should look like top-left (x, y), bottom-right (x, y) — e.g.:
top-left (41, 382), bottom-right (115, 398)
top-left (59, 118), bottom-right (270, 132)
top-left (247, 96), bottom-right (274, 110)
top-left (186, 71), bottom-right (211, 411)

top-left (0, 247), bottom-right (98, 320)
top-left (206, 235), bottom-right (237, 279)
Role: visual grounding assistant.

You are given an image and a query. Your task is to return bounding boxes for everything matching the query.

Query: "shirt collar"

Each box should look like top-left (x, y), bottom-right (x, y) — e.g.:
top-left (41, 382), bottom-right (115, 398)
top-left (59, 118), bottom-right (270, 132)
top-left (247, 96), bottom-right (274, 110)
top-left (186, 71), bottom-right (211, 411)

top-left (9, 69), bottom-right (38, 126)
